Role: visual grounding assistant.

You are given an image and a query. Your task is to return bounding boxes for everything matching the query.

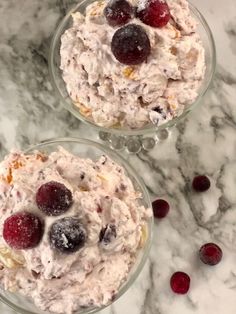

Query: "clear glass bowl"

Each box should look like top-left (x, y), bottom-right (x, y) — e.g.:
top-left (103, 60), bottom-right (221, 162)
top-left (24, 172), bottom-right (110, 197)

top-left (0, 138), bottom-right (153, 314)
top-left (49, 0), bottom-right (216, 137)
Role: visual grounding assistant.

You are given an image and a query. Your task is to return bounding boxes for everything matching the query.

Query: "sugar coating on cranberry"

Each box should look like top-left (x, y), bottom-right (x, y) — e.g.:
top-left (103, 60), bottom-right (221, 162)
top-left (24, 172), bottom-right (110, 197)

top-left (192, 175), bottom-right (211, 192)
top-left (170, 271), bottom-right (190, 294)
top-left (136, 0), bottom-right (170, 28)
top-left (36, 181), bottom-right (73, 216)
top-left (152, 199), bottom-right (170, 218)
top-left (111, 24), bottom-right (151, 65)
top-left (49, 217), bottom-right (87, 253)
top-left (104, 0), bottom-right (133, 27)
top-left (199, 243), bottom-right (223, 266)
top-left (3, 212), bottom-right (43, 250)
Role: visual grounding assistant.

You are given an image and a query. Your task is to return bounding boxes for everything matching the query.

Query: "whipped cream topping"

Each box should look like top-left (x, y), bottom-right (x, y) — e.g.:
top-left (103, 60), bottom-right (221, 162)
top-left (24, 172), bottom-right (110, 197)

top-left (60, 0), bottom-right (206, 129)
top-left (0, 147), bottom-right (151, 313)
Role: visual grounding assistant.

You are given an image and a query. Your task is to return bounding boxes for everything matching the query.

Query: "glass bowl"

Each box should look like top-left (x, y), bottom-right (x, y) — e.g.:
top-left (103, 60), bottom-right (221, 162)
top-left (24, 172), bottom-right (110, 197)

top-left (49, 0), bottom-right (216, 140)
top-left (0, 137), bottom-right (153, 314)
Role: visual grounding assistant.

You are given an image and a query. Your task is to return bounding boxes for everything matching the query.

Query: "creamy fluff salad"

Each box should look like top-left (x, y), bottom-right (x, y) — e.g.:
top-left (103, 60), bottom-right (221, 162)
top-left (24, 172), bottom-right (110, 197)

top-left (60, 0), bottom-right (206, 129)
top-left (0, 147), bottom-right (151, 313)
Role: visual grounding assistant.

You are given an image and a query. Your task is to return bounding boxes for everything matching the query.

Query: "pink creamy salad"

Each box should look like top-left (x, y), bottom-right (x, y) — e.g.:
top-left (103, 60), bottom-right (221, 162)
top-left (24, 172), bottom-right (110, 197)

top-left (60, 0), bottom-right (206, 129)
top-left (0, 147), bottom-right (151, 313)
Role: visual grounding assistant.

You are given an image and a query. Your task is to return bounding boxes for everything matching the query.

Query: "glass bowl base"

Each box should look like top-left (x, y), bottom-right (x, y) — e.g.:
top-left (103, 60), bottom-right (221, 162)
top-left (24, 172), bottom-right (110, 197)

top-left (98, 129), bottom-right (171, 154)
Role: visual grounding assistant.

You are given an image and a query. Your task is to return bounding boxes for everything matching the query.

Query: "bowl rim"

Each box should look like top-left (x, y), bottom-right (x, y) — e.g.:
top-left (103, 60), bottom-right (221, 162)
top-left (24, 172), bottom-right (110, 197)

top-left (0, 137), bottom-right (153, 314)
top-left (48, 1), bottom-right (216, 136)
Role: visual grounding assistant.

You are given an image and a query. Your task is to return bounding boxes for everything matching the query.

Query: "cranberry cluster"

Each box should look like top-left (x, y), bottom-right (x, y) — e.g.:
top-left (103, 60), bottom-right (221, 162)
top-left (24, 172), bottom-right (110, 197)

top-left (152, 175), bottom-right (223, 294)
top-left (104, 0), bottom-right (171, 65)
top-left (3, 181), bottom-right (86, 254)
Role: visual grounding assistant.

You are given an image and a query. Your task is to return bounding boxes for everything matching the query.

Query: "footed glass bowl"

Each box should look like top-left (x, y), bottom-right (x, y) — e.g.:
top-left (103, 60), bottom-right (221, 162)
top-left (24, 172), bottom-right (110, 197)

top-left (49, 1), bottom-right (216, 152)
top-left (0, 138), bottom-right (153, 314)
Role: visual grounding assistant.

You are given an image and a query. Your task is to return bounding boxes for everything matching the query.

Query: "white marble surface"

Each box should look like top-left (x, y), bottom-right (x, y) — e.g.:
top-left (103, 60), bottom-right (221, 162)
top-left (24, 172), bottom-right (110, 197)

top-left (0, 0), bottom-right (236, 313)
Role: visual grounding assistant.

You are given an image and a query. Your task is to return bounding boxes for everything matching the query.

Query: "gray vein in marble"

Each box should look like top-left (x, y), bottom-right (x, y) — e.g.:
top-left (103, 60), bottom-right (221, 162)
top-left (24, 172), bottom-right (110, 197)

top-left (225, 18), bottom-right (236, 54)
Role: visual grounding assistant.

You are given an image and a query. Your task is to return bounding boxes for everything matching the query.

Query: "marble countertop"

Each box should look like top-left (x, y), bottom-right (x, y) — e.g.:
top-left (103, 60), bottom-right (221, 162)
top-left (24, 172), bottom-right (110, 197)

top-left (0, 0), bottom-right (236, 313)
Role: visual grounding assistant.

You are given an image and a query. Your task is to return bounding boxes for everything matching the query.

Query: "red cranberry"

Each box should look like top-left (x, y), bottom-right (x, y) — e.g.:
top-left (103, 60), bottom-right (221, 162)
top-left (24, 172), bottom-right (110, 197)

top-left (199, 243), bottom-right (223, 266)
top-left (111, 24), bottom-right (151, 65)
top-left (152, 199), bottom-right (169, 218)
top-left (136, 0), bottom-right (170, 28)
top-left (192, 175), bottom-right (211, 192)
top-left (36, 181), bottom-right (73, 216)
top-left (170, 271), bottom-right (191, 294)
top-left (104, 0), bottom-right (133, 27)
top-left (3, 212), bottom-right (43, 250)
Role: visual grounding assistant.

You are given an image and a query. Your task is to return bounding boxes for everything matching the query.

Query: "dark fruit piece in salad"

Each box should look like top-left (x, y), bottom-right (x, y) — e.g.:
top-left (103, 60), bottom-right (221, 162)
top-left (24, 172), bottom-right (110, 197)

top-left (99, 224), bottom-right (117, 245)
top-left (3, 212), bottom-right (43, 250)
top-left (104, 0), bottom-right (133, 27)
top-left (36, 181), bottom-right (73, 216)
top-left (111, 24), bottom-right (151, 65)
top-left (136, 0), bottom-right (170, 28)
top-left (49, 217), bottom-right (87, 254)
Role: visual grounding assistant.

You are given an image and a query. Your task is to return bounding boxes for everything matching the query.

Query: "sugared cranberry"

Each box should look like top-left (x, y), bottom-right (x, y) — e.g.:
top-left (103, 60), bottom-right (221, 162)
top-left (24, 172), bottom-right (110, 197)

top-left (170, 272), bottom-right (190, 294)
top-left (136, 0), bottom-right (170, 28)
top-left (111, 24), bottom-right (151, 65)
top-left (104, 0), bottom-right (133, 27)
top-left (199, 243), bottom-right (223, 266)
top-left (3, 212), bottom-right (43, 250)
top-left (152, 199), bottom-right (169, 218)
top-left (99, 224), bottom-right (117, 245)
top-left (49, 217), bottom-right (87, 253)
top-left (36, 181), bottom-right (73, 216)
top-left (192, 175), bottom-right (211, 192)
